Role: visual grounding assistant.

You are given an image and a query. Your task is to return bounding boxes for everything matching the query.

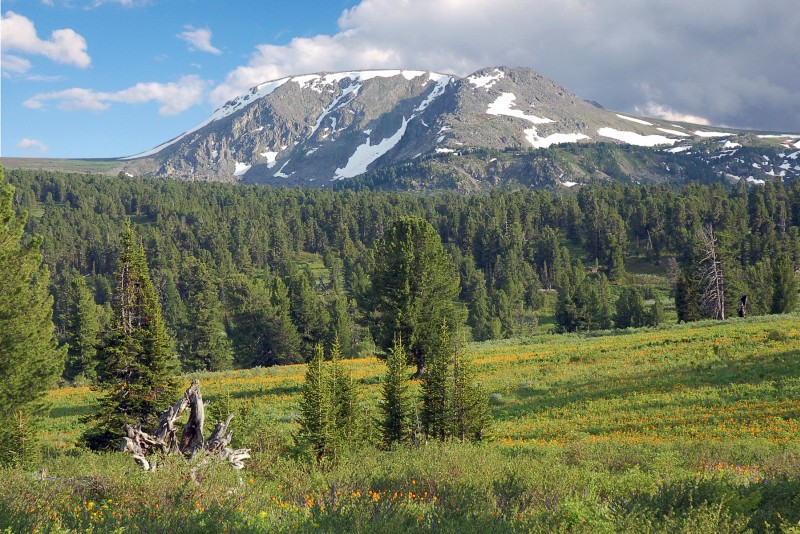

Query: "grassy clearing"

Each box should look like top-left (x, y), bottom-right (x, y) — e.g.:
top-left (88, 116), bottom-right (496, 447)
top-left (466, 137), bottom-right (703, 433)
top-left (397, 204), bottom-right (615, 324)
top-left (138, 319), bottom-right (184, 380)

top-left (3, 314), bottom-right (800, 532)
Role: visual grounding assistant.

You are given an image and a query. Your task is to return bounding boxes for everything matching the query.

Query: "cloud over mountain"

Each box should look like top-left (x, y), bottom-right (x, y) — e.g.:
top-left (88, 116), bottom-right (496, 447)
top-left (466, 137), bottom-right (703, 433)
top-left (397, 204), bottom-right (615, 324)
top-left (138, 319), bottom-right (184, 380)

top-left (211, 0), bottom-right (800, 132)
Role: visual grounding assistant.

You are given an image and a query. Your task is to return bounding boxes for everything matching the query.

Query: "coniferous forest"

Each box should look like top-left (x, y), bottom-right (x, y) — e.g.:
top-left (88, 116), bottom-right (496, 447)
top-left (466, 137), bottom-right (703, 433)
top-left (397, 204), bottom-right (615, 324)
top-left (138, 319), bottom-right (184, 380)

top-left (3, 166), bottom-right (800, 531)
top-left (5, 168), bottom-right (799, 378)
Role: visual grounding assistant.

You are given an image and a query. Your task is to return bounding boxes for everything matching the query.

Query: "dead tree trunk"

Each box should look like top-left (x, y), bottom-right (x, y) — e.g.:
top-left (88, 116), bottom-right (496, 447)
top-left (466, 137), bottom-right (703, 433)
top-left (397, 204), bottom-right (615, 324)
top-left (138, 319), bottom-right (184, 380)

top-left (698, 224), bottom-right (725, 320)
top-left (120, 380), bottom-right (250, 470)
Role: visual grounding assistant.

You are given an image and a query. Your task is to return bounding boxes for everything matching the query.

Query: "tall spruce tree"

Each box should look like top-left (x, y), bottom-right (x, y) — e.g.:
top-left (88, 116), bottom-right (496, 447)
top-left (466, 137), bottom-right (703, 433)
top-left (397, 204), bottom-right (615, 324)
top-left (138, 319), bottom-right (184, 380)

top-left (420, 322), bottom-right (452, 440)
top-left (371, 217), bottom-right (460, 376)
top-left (177, 257), bottom-right (233, 372)
top-left (379, 334), bottom-right (413, 447)
top-left (298, 344), bottom-right (330, 460)
top-left (62, 271), bottom-right (103, 382)
top-left (83, 221), bottom-right (178, 450)
top-left (0, 170), bottom-right (65, 465)
top-left (771, 252), bottom-right (797, 314)
top-left (449, 332), bottom-right (489, 442)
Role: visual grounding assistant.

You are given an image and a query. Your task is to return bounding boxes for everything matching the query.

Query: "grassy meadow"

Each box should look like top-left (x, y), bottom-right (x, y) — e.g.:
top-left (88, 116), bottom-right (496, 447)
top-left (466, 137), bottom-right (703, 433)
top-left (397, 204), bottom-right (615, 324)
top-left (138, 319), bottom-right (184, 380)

top-left (3, 314), bottom-right (800, 532)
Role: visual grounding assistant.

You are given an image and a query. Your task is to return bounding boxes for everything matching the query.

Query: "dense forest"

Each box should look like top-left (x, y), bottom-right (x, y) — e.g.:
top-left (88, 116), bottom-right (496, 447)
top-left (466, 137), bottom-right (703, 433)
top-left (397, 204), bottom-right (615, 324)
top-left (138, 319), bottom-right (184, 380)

top-left (5, 169), bottom-right (800, 380)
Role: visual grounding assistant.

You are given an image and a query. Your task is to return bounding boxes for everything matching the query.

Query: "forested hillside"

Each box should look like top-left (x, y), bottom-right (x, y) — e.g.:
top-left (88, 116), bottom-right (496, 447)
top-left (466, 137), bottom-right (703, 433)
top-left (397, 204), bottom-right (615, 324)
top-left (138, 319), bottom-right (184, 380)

top-left (6, 169), bottom-right (799, 379)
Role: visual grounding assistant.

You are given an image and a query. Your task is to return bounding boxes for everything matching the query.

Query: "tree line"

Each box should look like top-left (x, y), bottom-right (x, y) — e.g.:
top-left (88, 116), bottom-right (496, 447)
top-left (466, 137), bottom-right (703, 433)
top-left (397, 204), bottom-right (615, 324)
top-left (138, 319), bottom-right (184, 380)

top-left (4, 169), bottom-right (800, 383)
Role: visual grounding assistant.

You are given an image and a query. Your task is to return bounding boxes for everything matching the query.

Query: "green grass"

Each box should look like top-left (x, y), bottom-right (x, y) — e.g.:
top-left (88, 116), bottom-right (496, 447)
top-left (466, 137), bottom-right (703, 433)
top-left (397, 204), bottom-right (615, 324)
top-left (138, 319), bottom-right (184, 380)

top-left (3, 314), bottom-right (800, 532)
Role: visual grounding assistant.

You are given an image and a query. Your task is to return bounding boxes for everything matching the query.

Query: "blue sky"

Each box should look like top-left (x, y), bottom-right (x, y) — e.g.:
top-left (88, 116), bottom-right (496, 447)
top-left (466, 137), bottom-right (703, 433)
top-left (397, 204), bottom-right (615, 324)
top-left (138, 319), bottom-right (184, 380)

top-left (3, 0), bottom-right (799, 159)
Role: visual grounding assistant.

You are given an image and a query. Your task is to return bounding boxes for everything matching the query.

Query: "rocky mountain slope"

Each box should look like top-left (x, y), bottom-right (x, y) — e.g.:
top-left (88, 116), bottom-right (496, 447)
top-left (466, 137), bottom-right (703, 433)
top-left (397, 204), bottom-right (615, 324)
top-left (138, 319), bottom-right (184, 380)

top-left (119, 66), bottom-right (800, 188)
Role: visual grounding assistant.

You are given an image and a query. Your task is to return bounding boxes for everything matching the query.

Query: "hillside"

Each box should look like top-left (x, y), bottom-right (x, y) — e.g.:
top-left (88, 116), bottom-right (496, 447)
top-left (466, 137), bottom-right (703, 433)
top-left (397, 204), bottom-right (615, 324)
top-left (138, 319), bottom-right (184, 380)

top-left (4, 313), bottom-right (800, 531)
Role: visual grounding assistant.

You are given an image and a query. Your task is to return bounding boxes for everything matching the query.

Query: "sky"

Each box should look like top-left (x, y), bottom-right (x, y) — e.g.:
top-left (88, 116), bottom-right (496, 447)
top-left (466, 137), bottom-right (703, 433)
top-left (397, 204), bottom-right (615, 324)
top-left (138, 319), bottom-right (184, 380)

top-left (2, 0), bottom-right (799, 159)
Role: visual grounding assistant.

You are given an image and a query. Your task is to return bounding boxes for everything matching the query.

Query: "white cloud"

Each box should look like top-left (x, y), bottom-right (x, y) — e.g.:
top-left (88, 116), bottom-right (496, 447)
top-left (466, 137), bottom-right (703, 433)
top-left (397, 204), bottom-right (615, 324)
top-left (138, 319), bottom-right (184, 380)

top-left (1, 11), bottom-right (91, 69)
top-left (177, 25), bottom-right (222, 55)
top-left (210, 0), bottom-right (800, 132)
top-left (1, 54), bottom-right (32, 76)
top-left (17, 138), bottom-right (50, 154)
top-left (638, 103), bottom-right (711, 126)
top-left (24, 75), bottom-right (208, 115)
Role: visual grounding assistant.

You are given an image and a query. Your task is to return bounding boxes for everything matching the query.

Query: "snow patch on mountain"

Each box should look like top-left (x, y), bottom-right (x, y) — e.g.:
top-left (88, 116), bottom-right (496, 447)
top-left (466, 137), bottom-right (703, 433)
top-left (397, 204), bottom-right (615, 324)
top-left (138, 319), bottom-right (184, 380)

top-left (487, 93), bottom-right (554, 125)
top-left (525, 129), bottom-right (590, 148)
top-left (233, 162), bottom-right (251, 176)
top-left (666, 146), bottom-right (692, 153)
top-left (274, 159), bottom-right (291, 178)
top-left (598, 128), bottom-right (677, 147)
top-left (467, 69), bottom-right (505, 90)
top-left (617, 114), bottom-right (653, 126)
top-left (694, 130), bottom-right (730, 138)
top-left (333, 117), bottom-right (410, 180)
top-left (414, 74), bottom-right (452, 113)
top-left (260, 151), bottom-right (278, 168)
top-left (658, 128), bottom-right (691, 137)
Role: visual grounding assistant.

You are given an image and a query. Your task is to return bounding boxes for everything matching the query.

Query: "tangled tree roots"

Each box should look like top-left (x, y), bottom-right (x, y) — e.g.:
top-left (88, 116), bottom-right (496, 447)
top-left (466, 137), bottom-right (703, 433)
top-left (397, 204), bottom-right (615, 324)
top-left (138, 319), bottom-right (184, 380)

top-left (120, 380), bottom-right (250, 471)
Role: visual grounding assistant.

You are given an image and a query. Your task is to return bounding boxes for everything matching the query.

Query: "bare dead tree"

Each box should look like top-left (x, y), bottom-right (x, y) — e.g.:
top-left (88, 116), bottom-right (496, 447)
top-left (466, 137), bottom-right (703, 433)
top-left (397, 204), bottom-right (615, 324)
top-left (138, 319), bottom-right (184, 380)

top-left (120, 380), bottom-right (249, 471)
top-left (698, 224), bottom-right (725, 320)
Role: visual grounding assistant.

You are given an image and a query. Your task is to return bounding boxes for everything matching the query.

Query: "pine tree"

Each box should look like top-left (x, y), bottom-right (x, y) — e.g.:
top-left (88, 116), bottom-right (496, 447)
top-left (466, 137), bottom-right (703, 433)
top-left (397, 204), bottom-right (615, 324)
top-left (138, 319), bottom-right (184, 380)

top-left (420, 322), bottom-right (452, 441)
top-left (327, 335), bottom-right (358, 447)
top-left (62, 271), bottom-right (103, 382)
top-left (371, 217), bottom-right (460, 376)
top-left (647, 295), bottom-right (665, 326)
top-left (298, 344), bottom-right (330, 460)
top-left (771, 252), bottom-right (797, 313)
top-left (379, 334), bottom-right (413, 447)
top-left (83, 221), bottom-right (178, 450)
top-left (614, 287), bottom-right (647, 329)
top-left (449, 332), bottom-right (489, 442)
top-left (177, 257), bottom-right (233, 372)
top-left (0, 170), bottom-right (65, 465)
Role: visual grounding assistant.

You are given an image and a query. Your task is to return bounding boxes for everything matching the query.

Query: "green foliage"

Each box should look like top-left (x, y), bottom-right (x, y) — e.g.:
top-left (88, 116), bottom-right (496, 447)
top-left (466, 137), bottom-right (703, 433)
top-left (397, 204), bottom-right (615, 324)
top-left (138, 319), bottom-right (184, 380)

top-left (177, 257), bottom-right (232, 372)
top-left (298, 338), bottom-right (360, 460)
top-left (0, 169), bottom-right (64, 465)
top-left (771, 252), bottom-right (797, 313)
top-left (379, 335), bottom-right (413, 447)
top-left (371, 216), bottom-right (461, 374)
top-left (298, 344), bottom-right (330, 460)
top-left (83, 221), bottom-right (179, 450)
top-left (61, 272), bottom-right (104, 382)
top-left (614, 286), bottom-right (647, 329)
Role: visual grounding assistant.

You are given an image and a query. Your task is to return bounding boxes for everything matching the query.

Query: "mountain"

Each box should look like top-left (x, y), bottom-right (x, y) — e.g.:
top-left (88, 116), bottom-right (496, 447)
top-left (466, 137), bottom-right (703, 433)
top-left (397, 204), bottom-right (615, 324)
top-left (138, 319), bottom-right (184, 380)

top-left (110, 66), bottom-right (800, 188)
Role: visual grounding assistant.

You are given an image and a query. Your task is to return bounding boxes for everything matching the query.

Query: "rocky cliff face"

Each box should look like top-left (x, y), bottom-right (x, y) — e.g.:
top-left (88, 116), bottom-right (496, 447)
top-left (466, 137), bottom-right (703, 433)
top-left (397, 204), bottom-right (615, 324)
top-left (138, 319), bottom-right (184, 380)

top-left (121, 66), bottom-right (800, 188)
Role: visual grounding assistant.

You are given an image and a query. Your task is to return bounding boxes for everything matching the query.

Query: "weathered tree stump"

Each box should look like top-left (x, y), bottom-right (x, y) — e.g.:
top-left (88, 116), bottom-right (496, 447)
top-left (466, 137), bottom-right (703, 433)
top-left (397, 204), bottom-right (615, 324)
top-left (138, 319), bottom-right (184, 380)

top-left (120, 380), bottom-right (250, 470)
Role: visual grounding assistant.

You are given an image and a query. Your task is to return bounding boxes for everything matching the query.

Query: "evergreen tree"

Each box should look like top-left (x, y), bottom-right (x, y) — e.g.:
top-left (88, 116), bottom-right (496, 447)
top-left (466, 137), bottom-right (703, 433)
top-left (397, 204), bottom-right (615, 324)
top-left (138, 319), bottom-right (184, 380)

top-left (177, 257), bottom-right (233, 372)
top-left (329, 294), bottom-right (355, 358)
top-left (0, 170), bottom-right (65, 465)
top-left (614, 287), bottom-right (647, 329)
top-left (371, 217), bottom-right (460, 376)
top-left (675, 266), bottom-right (703, 323)
top-left (62, 271), bottom-right (103, 382)
top-left (420, 322), bottom-right (452, 440)
top-left (771, 252), bottom-right (798, 313)
top-left (268, 277), bottom-right (303, 363)
top-left (83, 221), bottom-right (178, 450)
top-left (298, 344), bottom-right (330, 460)
top-left (379, 334), bottom-right (413, 447)
top-left (449, 332), bottom-right (489, 442)
top-left (647, 294), bottom-right (666, 326)
top-left (327, 336), bottom-right (358, 449)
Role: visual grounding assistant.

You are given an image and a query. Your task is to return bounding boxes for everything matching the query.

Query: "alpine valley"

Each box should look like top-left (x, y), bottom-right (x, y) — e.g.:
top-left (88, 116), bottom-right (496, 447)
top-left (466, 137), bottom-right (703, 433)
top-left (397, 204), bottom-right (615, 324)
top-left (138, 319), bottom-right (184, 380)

top-left (6, 66), bottom-right (800, 190)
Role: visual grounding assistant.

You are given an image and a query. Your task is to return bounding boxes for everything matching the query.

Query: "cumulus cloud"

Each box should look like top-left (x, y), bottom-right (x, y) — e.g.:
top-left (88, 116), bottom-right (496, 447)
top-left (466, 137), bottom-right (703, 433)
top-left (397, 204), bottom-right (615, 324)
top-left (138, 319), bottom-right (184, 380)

top-left (24, 75), bottom-right (208, 115)
top-left (17, 138), bottom-right (50, 154)
top-left (211, 0), bottom-right (799, 132)
top-left (177, 25), bottom-right (222, 55)
top-left (1, 11), bottom-right (91, 69)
